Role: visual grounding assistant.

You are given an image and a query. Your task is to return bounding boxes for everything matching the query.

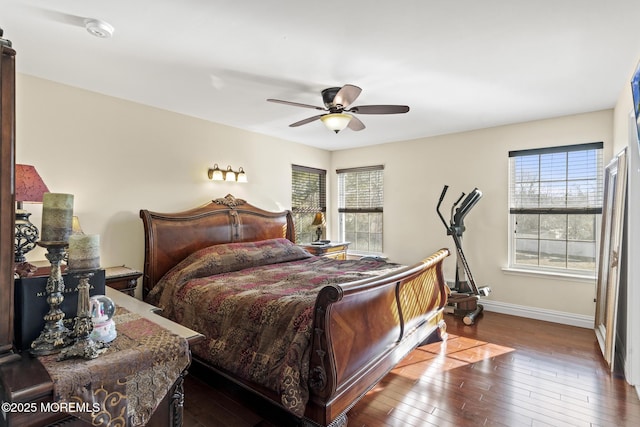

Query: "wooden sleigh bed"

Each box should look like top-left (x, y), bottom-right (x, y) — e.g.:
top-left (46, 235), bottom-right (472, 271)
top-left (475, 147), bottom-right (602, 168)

top-left (140, 194), bottom-right (449, 427)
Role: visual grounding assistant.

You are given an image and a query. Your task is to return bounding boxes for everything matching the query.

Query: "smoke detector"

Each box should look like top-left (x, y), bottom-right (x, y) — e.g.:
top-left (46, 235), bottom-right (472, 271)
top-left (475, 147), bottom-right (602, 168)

top-left (84, 19), bottom-right (114, 39)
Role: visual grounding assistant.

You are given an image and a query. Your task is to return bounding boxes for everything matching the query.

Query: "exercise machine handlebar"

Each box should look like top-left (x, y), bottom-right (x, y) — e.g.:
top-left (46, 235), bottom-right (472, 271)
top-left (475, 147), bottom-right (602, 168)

top-left (453, 188), bottom-right (482, 229)
top-left (437, 185), bottom-right (450, 229)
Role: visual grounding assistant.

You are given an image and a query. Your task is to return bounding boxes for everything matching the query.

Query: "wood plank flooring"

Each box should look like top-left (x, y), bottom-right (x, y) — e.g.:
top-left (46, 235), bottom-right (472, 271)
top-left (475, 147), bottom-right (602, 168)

top-left (183, 312), bottom-right (640, 426)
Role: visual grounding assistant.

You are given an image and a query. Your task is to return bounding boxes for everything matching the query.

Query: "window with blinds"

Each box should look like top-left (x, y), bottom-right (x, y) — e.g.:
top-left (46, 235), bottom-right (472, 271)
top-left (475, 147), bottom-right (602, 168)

top-left (337, 165), bottom-right (384, 254)
top-left (291, 165), bottom-right (326, 243)
top-left (508, 142), bottom-right (603, 274)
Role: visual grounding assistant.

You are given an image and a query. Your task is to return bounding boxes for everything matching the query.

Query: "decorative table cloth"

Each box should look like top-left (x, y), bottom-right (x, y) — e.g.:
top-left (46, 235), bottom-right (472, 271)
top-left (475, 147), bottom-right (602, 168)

top-left (39, 307), bottom-right (191, 426)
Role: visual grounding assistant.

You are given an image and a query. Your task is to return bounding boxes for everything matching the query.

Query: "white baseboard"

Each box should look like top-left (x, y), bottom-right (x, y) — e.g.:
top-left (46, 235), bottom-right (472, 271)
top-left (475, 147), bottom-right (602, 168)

top-left (480, 299), bottom-right (594, 329)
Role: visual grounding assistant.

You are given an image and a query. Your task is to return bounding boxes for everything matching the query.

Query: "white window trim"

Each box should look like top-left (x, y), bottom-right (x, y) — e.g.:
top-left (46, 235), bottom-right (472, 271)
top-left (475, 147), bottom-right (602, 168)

top-left (507, 142), bottom-right (603, 275)
top-left (501, 266), bottom-right (596, 283)
top-left (337, 165), bottom-right (384, 255)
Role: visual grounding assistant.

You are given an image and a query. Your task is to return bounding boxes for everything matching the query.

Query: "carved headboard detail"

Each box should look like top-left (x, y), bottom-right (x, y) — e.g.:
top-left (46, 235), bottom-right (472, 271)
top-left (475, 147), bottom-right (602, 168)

top-left (213, 194), bottom-right (246, 208)
top-left (139, 194), bottom-right (295, 296)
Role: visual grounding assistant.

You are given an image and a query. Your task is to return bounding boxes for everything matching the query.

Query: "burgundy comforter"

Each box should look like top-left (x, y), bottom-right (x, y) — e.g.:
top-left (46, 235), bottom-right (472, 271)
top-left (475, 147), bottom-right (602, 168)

top-left (145, 238), bottom-right (401, 416)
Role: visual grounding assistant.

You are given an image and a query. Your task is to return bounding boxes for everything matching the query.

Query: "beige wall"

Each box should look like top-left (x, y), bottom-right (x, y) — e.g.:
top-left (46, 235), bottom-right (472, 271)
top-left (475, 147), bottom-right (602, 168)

top-left (16, 75), bottom-right (330, 297)
top-left (17, 74), bottom-right (616, 317)
top-left (331, 110), bottom-right (613, 317)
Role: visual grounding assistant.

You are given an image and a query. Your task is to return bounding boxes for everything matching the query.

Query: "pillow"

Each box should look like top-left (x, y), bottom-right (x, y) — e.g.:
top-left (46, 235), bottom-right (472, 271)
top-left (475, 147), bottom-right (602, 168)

top-left (147, 238), bottom-right (312, 305)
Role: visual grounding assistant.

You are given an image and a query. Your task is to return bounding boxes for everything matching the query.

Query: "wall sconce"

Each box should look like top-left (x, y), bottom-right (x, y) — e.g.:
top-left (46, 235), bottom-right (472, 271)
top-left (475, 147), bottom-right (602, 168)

top-left (208, 164), bottom-right (247, 183)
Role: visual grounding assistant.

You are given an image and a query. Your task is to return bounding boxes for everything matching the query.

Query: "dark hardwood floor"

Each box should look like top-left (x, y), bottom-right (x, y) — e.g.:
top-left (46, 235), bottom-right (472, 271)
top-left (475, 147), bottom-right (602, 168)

top-left (183, 312), bottom-right (640, 427)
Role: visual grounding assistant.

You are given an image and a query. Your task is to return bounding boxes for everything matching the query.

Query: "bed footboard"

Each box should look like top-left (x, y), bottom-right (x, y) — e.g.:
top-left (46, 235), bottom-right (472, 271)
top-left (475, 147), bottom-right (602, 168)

top-left (304, 248), bottom-right (450, 426)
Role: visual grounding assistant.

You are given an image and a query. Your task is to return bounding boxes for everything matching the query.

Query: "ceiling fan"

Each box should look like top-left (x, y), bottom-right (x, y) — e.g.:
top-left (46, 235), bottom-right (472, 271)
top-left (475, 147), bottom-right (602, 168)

top-left (267, 84), bottom-right (410, 133)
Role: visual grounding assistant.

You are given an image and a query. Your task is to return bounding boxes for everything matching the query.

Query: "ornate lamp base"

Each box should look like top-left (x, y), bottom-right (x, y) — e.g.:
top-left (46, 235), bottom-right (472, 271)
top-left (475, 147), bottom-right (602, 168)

top-left (30, 328), bottom-right (73, 356)
top-left (14, 208), bottom-right (39, 277)
top-left (14, 208), bottom-right (39, 264)
top-left (30, 242), bottom-right (73, 356)
top-left (59, 270), bottom-right (108, 361)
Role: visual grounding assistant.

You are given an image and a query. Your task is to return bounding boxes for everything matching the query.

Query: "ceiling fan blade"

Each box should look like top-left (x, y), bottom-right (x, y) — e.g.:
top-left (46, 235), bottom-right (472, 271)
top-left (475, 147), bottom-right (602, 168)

top-left (289, 114), bottom-right (325, 127)
top-left (333, 84), bottom-right (362, 108)
top-left (267, 98), bottom-right (326, 111)
top-left (347, 105), bottom-right (410, 114)
top-left (347, 116), bottom-right (366, 131)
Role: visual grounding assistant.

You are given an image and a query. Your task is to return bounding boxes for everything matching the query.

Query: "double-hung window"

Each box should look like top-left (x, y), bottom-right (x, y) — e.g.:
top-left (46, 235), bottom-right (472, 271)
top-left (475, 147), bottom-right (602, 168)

top-left (508, 142), bottom-right (603, 275)
top-left (291, 165), bottom-right (326, 243)
top-left (337, 165), bottom-right (384, 255)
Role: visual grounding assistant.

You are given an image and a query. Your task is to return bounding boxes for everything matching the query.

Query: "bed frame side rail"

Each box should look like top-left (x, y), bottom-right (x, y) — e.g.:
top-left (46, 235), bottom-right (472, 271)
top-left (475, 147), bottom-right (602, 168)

top-left (305, 248), bottom-right (449, 424)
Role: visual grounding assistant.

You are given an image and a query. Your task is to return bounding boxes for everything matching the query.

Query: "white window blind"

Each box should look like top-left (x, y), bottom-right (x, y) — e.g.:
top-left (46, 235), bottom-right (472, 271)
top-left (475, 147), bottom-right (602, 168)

top-left (337, 165), bottom-right (384, 254)
top-left (508, 142), bottom-right (603, 273)
top-left (291, 165), bottom-right (326, 243)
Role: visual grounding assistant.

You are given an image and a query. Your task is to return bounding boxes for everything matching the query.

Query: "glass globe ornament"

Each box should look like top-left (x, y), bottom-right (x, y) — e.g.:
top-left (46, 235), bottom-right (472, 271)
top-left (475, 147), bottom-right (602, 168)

top-left (89, 294), bottom-right (117, 343)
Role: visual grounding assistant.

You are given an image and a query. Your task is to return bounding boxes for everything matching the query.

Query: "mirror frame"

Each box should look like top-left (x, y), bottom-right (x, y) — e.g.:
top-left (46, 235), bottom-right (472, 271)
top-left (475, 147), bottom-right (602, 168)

top-left (594, 148), bottom-right (627, 371)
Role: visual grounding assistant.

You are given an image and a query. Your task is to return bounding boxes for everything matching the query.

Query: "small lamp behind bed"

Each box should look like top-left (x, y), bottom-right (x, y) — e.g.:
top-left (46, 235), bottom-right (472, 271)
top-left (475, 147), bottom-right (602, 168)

top-left (312, 212), bottom-right (325, 242)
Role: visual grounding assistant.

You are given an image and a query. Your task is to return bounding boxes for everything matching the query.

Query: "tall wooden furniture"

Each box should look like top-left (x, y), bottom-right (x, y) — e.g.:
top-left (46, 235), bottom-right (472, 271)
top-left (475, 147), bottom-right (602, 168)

top-left (0, 29), bottom-right (19, 365)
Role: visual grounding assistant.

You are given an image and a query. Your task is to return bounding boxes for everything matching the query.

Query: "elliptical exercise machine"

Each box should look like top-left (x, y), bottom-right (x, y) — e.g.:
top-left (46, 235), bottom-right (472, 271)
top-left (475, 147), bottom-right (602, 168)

top-left (437, 185), bottom-right (491, 325)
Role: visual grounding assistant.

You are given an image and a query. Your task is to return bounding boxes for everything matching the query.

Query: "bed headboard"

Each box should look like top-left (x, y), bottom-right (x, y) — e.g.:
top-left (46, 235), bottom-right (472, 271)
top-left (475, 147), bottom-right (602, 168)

top-left (139, 194), bottom-right (295, 296)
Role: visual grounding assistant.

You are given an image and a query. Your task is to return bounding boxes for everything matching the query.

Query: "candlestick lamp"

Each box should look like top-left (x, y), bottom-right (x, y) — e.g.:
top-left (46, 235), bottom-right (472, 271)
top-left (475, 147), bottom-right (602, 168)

top-left (30, 193), bottom-right (75, 355)
top-left (59, 234), bottom-right (106, 360)
top-left (40, 193), bottom-right (74, 243)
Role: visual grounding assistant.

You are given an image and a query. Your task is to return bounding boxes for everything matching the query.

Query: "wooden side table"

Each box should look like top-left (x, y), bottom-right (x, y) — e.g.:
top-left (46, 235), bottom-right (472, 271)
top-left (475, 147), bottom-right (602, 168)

top-left (298, 242), bottom-right (350, 260)
top-left (0, 288), bottom-right (203, 427)
top-left (105, 266), bottom-right (142, 296)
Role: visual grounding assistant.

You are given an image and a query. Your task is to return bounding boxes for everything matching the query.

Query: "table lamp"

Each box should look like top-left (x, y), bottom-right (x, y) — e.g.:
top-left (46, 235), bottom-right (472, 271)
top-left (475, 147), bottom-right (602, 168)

top-left (14, 164), bottom-right (49, 268)
top-left (312, 212), bottom-right (325, 242)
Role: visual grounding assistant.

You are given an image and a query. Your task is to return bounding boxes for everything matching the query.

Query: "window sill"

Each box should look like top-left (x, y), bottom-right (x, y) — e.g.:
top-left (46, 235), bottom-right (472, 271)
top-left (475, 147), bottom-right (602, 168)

top-left (501, 267), bottom-right (596, 283)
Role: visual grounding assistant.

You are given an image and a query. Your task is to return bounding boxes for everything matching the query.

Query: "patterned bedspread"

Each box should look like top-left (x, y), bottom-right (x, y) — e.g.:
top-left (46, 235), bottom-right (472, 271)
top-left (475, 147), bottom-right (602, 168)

top-left (145, 239), bottom-right (402, 416)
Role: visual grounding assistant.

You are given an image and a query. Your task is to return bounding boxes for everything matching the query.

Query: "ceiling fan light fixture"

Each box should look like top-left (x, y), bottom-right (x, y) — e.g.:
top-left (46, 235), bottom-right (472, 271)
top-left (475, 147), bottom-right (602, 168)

top-left (84, 19), bottom-right (114, 39)
top-left (321, 113), bottom-right (352, 133)
top-left (267, 84), bottom-right (409, 133)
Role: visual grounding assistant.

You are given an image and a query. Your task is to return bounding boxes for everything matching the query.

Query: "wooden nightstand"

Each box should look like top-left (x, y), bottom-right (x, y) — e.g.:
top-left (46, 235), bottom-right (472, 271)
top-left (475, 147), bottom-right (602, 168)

top-left (105, 265), bottom-right (142, 296)
top-left (298, 242), bottom-right (350, 260)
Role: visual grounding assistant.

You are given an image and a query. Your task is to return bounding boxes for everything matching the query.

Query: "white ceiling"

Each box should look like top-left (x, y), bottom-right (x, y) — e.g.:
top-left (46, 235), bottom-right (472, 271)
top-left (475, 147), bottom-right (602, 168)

top-left (3, 0), bottom-right (640, 151)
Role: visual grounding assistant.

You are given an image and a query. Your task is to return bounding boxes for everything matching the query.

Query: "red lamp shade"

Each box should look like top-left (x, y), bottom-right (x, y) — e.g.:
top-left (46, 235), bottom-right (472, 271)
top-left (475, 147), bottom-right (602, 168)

top-left (15, 164), bottom-right (49, 203)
